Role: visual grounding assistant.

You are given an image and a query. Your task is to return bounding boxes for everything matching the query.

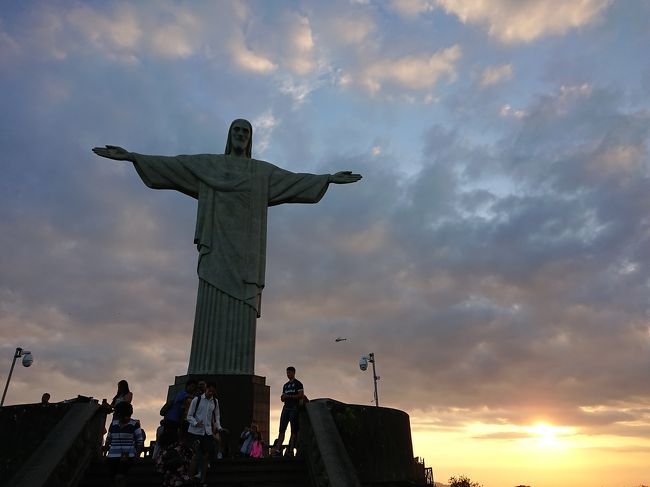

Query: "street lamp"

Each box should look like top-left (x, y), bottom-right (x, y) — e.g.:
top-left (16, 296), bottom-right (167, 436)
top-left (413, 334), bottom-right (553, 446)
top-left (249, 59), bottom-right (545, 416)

top-left (1, 347), bottom-right (34, 407)
top-left (359, 352), bottom-right (380, 407)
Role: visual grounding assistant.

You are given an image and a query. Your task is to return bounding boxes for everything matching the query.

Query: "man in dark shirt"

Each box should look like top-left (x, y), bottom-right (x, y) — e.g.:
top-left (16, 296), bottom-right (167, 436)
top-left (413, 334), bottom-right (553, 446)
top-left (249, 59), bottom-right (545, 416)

top-left (163, 379), bottom-right (197, 445)
top-left (272, 366), bottom-right (304, 457)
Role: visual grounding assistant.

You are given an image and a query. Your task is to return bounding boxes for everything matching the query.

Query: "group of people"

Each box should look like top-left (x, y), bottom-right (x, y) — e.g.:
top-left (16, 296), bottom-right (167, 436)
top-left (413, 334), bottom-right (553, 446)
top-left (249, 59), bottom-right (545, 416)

top-left (101, 366), bottom-right (306, 486)
top-left (155, 379), bottom-right (228, 486)
top-left (238, 423), bottom-right (264, 458)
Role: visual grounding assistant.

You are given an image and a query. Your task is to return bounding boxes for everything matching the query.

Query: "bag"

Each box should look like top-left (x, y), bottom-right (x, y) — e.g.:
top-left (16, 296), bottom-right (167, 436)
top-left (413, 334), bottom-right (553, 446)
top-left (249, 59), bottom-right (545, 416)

top-left (159, 401), bottom-right (172, 417)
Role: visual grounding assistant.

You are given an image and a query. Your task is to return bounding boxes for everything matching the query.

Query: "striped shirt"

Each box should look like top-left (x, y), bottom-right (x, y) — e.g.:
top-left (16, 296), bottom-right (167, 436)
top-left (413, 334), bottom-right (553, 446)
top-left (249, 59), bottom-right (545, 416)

top-left (106, 418), bottom-right (144, 458)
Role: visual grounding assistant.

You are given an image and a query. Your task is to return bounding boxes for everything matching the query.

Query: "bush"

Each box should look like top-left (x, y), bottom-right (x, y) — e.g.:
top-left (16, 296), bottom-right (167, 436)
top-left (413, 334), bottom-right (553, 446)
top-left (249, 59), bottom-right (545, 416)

top-left (448, 475), bottom-right (482, 487)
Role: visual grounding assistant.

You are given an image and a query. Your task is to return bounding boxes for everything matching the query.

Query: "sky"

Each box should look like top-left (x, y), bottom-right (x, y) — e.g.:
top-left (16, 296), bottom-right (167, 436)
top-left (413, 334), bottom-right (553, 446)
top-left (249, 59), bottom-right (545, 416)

top-left (1, 1), bottom-right (649, 486)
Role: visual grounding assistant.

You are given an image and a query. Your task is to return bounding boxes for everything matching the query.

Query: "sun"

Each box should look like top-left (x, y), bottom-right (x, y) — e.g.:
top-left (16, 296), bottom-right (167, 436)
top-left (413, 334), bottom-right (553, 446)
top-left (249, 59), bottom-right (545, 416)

top-left (527, 422), bottom-right (567, 448)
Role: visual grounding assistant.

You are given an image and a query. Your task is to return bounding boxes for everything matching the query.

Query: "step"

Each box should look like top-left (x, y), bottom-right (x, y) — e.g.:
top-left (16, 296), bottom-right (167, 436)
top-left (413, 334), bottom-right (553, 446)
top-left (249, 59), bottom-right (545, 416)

top-left (79, 457), bottom-right (311, 487)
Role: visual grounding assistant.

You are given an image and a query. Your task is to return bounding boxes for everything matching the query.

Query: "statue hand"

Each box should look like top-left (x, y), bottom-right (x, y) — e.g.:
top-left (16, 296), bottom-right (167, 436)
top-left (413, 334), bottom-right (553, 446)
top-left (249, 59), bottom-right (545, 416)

top-left (92, 145), bottom-right (133, 161)
top-left (329, 171), bottom-right (362, 184)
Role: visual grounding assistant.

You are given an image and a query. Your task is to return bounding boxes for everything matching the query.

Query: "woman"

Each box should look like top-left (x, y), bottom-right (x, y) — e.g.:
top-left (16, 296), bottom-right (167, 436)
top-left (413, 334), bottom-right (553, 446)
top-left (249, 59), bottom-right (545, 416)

top-left (110, 380), bottom-right (133, 418)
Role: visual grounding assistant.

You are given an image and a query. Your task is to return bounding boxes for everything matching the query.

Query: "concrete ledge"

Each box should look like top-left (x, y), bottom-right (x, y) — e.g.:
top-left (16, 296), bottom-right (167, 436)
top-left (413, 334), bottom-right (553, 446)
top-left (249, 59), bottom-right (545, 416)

top-left (306, 399), bottom-right (362, 487)
top-left (7, 402), bottom-right (101, 487)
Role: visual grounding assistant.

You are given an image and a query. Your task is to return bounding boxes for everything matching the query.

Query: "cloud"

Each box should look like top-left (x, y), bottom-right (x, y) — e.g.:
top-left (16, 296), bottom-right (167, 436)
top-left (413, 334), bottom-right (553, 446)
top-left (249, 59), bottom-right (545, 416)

top-left (283, 14), bottom-right (316, 76)
top-left (359, 44), bottom-right (461, 93)
top-left (321, 14), bottom-right (377, 46)
top-left (392, 0), bottom-right (613, 43)
top-left (249, 81), bottom-right (650, 439)
top-left (0, 19), bottom-right (19, 63)
top-left (4, 3), bottom-right (303, 72)
top-left (252, 110), bottom-right (280, 156)
top-left (500, 104), bottom-right (526, 119)
top-left (148, 10), bottom-right (201, 59)
top-left (390, 0), bottom-right (436, 17)
top-left (66, 4), bottom-right (142, 52)
top-left (480, 63), bottom-right (513, 87)
top-left (276, 72), bottom-right (330, 107)
top-left (230, 44), bottom-right (278, 74)
top-left (239, 11), bottom-right (318, 77)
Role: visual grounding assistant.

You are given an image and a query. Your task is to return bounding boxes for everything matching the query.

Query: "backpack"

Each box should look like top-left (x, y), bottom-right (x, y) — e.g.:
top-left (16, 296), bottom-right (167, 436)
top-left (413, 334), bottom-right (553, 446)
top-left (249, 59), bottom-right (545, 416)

top-left (159, 401), bottom-right (172, 417)
top-left (191, 395), bottom-right (218, 424)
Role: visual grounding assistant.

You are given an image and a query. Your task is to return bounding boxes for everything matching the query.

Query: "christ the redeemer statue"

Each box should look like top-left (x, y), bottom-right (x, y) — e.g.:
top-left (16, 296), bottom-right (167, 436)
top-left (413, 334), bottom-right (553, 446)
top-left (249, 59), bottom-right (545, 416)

top-left (93, 119), bottom-right (362, 375)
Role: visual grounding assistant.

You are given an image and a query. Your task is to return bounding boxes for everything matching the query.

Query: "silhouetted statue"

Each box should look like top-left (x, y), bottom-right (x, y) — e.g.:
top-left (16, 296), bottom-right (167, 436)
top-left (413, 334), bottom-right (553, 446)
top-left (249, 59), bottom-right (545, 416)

top-left (93, 119), bottom-right (361, 374)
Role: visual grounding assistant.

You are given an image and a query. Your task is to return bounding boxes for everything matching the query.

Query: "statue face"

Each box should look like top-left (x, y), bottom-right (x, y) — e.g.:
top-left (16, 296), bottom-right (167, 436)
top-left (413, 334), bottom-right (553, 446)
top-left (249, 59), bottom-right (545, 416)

top-left (230, 120), bottom-right (251, 153)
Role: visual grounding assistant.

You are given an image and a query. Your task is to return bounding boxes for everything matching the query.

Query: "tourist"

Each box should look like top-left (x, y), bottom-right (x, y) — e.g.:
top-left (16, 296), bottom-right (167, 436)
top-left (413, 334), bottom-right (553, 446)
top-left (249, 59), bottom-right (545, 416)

top-left (187, 382), bottom-right (225, 486)
top-left (105, 401), bottom-right (143, 486)
top-left (110, 380), bottom-right (133, 419)
top-left (40, 392), bottom-right (51, 406)
top-left (163, 379), bottom-right (197, 444)
top-left (272, 366), bottom-right (304, 457)
top-left (239, 423), bottom-right (259, 457)
top-left (152, 420), bottom-right (164, 461)
top-left (249, 430), bottom-right (264, 459)
top-left (195, 380), bottom-right (206, 397)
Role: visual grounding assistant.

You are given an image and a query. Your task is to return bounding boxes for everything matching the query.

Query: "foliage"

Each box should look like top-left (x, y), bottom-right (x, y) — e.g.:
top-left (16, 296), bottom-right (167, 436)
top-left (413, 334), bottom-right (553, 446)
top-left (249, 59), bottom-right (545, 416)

top-left (448, 475), bottom-right (482, 487)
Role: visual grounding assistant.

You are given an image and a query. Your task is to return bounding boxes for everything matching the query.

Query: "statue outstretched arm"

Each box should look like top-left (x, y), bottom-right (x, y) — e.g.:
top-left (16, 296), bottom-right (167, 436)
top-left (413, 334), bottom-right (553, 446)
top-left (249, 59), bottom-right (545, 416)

top-left (92, 145), bottom-right (136, 162)
top-left (328, 171), bottom-right (362, 184)
top-left (92, 146), bottom-right (199, 197)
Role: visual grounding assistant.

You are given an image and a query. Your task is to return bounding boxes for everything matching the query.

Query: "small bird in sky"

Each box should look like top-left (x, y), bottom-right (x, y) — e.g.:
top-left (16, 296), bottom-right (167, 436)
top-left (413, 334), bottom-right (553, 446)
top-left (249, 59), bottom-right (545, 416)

top-left (335, 337), bottom-right (347, 342)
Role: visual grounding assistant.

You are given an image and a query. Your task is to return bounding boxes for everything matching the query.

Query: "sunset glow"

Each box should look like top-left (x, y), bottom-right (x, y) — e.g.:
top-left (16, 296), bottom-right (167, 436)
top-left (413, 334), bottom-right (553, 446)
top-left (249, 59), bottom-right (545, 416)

top-left (527, 423), bottom-right (571, 449)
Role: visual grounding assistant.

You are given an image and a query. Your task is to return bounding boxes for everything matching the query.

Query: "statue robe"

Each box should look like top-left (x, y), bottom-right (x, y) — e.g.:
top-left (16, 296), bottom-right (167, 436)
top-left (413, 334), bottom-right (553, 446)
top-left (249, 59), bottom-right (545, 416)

top-left (131, 153), bottom-right (330, 374)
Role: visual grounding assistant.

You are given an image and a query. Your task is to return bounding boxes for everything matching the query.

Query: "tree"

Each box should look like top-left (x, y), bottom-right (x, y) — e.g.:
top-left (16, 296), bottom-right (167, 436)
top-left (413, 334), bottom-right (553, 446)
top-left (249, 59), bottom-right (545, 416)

top-left (448, 475), bottom-right (482, 487)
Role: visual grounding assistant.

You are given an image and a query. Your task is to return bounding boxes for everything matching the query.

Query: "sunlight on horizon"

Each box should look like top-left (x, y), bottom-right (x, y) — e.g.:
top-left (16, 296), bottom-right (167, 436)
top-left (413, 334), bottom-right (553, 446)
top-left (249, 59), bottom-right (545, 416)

top-left (410, 415), bottom-right (650, 487)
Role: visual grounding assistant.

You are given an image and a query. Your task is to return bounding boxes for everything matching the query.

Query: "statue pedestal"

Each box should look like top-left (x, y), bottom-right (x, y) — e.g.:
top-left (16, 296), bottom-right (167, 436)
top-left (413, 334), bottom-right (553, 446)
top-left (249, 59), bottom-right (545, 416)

top-left (167, 374), bottom-right (270, 455)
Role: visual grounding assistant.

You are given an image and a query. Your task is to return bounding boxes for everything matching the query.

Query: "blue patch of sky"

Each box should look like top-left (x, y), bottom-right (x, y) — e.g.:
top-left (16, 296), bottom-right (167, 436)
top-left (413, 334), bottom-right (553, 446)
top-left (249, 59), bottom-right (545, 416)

top-left (304, 84), bottom-right (452, 176)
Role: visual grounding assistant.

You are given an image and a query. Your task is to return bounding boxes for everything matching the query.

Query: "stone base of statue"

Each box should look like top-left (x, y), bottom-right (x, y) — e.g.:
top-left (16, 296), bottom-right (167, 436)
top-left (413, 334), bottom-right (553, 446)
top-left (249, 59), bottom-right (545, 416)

top-left (166, 374), bottom-right (270, 455)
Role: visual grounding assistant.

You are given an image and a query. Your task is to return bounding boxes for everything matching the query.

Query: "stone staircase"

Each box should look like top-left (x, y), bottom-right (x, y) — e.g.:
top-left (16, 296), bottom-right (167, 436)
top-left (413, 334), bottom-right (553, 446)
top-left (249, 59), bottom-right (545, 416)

top-left (3, 398), bottom-right (426, 487)
top-left (78, 457), bottom-right (311, 487)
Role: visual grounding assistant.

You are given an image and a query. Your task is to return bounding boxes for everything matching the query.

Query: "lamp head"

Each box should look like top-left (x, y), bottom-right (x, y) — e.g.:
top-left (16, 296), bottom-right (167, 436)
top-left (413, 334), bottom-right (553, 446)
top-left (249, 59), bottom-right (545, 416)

top-left (21, 351), bottom-right (33, 367)
top-left (359, 355), bottom-right (368, 371)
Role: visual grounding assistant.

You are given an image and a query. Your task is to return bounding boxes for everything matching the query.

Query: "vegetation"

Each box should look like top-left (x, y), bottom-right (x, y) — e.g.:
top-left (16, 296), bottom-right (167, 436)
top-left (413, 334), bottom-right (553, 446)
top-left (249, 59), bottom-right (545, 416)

top-left (448, 475), bottom-right (482, 487)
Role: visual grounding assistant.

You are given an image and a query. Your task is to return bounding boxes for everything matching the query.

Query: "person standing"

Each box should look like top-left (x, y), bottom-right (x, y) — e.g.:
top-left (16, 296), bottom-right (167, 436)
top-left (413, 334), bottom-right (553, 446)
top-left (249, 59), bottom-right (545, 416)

top-left (186, 382), bottom-right (224, 486)
top-left (272, 366), bottom-right (304, 457)
top-left (105, 402), bottom-right (143, 487)
top-left (110, 380), bottom-right (133, 408)
top-left (40, 392), bottom-right (51, 406)
top-left (163, 379), bottom-right (197, 445)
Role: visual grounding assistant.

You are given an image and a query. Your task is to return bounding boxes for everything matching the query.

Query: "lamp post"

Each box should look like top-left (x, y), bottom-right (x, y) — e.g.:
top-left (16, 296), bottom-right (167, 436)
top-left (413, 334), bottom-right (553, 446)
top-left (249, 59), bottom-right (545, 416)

top-left (1, 347), bottom-right (34, 407)
top-left (359, 352), bottom-right (380, 407)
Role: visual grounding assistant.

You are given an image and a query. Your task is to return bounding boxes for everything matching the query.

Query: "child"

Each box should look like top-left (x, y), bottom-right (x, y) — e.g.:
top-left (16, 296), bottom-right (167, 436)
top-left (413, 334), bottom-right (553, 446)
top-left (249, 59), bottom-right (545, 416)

top-left (249, 430), bottom-right (264, 459)
top-left (239, 423), bottom-right (258, 457)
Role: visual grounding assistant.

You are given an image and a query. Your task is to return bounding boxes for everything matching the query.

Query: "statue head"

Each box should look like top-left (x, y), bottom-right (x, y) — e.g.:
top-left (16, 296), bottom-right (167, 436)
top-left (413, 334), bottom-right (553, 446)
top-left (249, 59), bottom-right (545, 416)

top-left (225, 118), bottom-right (253, 158)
